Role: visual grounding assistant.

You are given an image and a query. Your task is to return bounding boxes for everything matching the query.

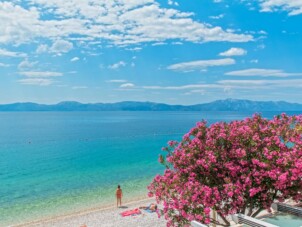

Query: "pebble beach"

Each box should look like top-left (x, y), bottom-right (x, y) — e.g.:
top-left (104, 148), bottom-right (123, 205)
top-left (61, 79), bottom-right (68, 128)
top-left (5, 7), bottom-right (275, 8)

top-left (13, 198), bottom-right (166, 227)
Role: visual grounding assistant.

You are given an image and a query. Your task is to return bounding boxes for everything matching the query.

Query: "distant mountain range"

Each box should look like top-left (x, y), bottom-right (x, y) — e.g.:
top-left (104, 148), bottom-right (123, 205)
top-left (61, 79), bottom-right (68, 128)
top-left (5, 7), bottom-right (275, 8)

top-left (0, 99), bottom-right (302, 111)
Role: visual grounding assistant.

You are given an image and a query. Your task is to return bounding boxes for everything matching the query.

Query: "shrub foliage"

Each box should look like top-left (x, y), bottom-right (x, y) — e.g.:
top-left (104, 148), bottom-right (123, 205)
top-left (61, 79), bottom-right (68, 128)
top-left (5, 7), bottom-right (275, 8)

top-left (148, 114), bottom-right (302, 226)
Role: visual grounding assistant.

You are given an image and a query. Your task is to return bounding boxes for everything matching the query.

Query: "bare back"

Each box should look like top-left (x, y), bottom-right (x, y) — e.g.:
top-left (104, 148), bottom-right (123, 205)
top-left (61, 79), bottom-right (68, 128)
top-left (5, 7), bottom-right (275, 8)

top-left (116, 188), bottom-right (122, 198)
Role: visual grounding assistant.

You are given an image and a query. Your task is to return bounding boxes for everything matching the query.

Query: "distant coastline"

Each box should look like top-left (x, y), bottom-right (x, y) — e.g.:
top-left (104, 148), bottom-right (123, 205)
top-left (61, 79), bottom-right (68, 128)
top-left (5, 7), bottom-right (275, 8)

top-left (1, 99), bottom-right (302, 111)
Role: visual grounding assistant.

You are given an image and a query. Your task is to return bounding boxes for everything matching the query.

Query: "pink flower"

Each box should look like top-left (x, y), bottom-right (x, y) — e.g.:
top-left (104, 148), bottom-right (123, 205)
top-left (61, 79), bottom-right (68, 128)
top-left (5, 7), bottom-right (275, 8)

top-left (204, 207), bottom-right (211, 215)
top-left (148, 113), bottom-right (302, 226)
top-left (227, 191), bottom-right (234, 197)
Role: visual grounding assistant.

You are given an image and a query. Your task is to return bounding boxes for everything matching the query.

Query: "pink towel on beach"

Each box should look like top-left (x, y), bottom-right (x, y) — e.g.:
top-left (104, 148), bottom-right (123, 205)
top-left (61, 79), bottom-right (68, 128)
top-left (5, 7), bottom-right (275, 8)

top-left (120, 208), bottom-right (141, 217)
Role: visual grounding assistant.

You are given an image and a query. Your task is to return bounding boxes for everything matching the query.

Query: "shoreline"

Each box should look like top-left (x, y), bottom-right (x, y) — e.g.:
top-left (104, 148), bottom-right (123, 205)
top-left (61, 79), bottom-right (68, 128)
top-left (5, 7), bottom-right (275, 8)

top-left (7, 193), bottom-right (302, 227)
top-left (12, 196), bottom-right (157, 227)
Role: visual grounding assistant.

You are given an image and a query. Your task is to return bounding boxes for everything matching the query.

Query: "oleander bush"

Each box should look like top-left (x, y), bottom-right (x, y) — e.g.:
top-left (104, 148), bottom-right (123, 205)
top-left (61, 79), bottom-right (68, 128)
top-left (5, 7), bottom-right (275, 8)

top-left (148, 114), bottom-right (302, 226)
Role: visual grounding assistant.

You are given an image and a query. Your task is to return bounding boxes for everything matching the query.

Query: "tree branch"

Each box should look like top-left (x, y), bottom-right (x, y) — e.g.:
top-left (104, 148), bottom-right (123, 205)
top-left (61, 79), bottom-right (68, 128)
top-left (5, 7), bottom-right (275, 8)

top-left (241, 205), bottom-right (246, 214)
top-left (217, 212), bottom-right (230, 226)
top-left (209, 218), bottom-right (227, 227)
top-left (272, 190), bottom-right (278, 201)
top-left (240, 199), bottom-right (249, 214)
top-left (247, 206), bottom-right (253, 216)
top-left (251, 207), bottom-right (263, 217)
top-left (247, 199), bottom-right (254, 216)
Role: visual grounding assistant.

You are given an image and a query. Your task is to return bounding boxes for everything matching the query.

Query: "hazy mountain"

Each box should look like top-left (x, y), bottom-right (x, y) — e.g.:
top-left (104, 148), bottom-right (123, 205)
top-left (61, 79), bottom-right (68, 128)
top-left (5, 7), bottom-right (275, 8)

top-left (0, 99), bottom-right (302, 111)
top-left (190, 99), bottom-right (302, 111)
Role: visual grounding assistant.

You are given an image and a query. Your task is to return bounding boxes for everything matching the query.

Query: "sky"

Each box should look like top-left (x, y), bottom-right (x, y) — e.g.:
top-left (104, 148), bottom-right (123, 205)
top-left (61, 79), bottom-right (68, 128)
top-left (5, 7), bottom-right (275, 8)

top-left (0, 0), bottom-right (302, 105)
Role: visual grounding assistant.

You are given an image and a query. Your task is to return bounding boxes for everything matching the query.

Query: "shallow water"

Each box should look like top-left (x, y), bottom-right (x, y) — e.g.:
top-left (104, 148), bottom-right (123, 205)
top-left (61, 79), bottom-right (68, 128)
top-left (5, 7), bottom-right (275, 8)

top-left (264, 213), bottom-right (302, 226)
top-left (0, 111), bottom-right (300, 226)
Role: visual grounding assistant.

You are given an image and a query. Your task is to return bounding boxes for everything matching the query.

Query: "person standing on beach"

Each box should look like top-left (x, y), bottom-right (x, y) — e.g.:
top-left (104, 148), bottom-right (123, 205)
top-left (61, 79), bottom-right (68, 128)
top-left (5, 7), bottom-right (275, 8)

top-left (116, 185), bottom-right (123, 207)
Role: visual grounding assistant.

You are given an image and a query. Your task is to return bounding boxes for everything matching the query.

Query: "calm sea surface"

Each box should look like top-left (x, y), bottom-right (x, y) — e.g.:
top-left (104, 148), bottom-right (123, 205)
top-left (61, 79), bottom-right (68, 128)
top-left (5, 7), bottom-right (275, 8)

top-left (0, 111), bottom-right (300, 226)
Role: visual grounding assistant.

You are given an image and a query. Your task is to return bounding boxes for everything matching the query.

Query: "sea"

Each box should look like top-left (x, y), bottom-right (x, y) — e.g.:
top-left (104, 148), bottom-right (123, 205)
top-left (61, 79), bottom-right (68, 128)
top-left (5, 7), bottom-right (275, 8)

top-left (0, 111), bottom-right (300, 226)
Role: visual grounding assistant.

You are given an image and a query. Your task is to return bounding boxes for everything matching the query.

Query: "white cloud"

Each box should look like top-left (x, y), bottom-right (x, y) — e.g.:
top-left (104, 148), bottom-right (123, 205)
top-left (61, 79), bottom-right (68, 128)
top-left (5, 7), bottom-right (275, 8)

top-left (0, 48), bottom-right (27, 58)
top-left (142, 78), bottom-right (302, 92)
top-left (19, 71), bottom-right (63, 77)
top-left (218, 79), bottom-right (269, 86)
top-left (36, 41), bottom-right (73, 54)
top-left (126, 47), bottom-right (142, 51)
top-left (225, 68), bottom-right (302, 77)
top-left (49, 40), bottom-right (73, 53)
top-left (167, 58), bottom-right (235, 72)
top-left (108, 61), bottom-right (126, 69)
top-left (72, 86), bottom-right (87, 89)
top-left (151, 42), bottom-right (166, 46)
top-left (70, 57), bottom-right (80, 62)
top-left (184, 89), bottom-right (206, 95)
top-left (258, 30), bottom-right (267, 35)
top-left (172, 41), bottom-right (183, 45)
top-left (257, 44), bottom-right (266, 50)
top-left (259, 0), bottom-right (302, 16)
top-left (142, 82), bottom-right (267, 91)
top-left (0, 1), bottom-right (252, 47)
top-left (18, 59), bottom-right (38, 69)
top-left (250, 59), bottom-right (259, 63)
top-left (18, 78), bottom-right (54, 86)
top-left (0, 62), bottom-right (10, 67)
top-left (106, 80), bottom-right (128, 83)
top-left (0, 2), bottom-right (40, 44)
top-left (120, 83), bottom-right (135, 88)
top-left (18, 70), bottom-right (62, 86)
top-left (219, 48), bottom-right (247, 56)
top-left (218, 79), bottom-right (302, 88)
top-left (209, 14), bottom-right (225, 19)
top-left (143, 84), bottom-right (220, 90)
top-left (36, 44), bottom-right (48, 54)
top-left (168, 0), bottom-right (179, 6)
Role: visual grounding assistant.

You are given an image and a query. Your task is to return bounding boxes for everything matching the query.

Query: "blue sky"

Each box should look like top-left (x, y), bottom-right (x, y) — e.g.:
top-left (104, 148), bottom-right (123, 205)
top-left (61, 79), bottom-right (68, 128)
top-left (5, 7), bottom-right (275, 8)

top-left (0, 0), bottom-right (302, 104)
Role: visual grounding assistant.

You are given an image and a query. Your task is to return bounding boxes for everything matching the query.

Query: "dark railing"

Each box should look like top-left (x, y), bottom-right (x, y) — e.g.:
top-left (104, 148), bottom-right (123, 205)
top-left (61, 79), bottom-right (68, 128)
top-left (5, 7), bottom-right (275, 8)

top-left (272, 203), bottom-right (302, 217)
top-left (232, 213), bottom-right (279, 227)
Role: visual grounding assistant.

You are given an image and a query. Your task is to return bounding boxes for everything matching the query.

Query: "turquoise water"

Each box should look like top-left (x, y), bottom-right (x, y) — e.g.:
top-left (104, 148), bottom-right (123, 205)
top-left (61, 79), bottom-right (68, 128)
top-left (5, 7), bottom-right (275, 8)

top-left (264, 213), bottom-right (302, 226)
top-left (0, 111), bottom-right (300, 226)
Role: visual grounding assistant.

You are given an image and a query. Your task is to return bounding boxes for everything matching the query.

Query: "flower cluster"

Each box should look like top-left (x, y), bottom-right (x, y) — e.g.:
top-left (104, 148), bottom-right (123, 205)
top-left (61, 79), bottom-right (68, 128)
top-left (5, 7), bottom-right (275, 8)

top-left (148, 114), bottom-right (302, 226)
